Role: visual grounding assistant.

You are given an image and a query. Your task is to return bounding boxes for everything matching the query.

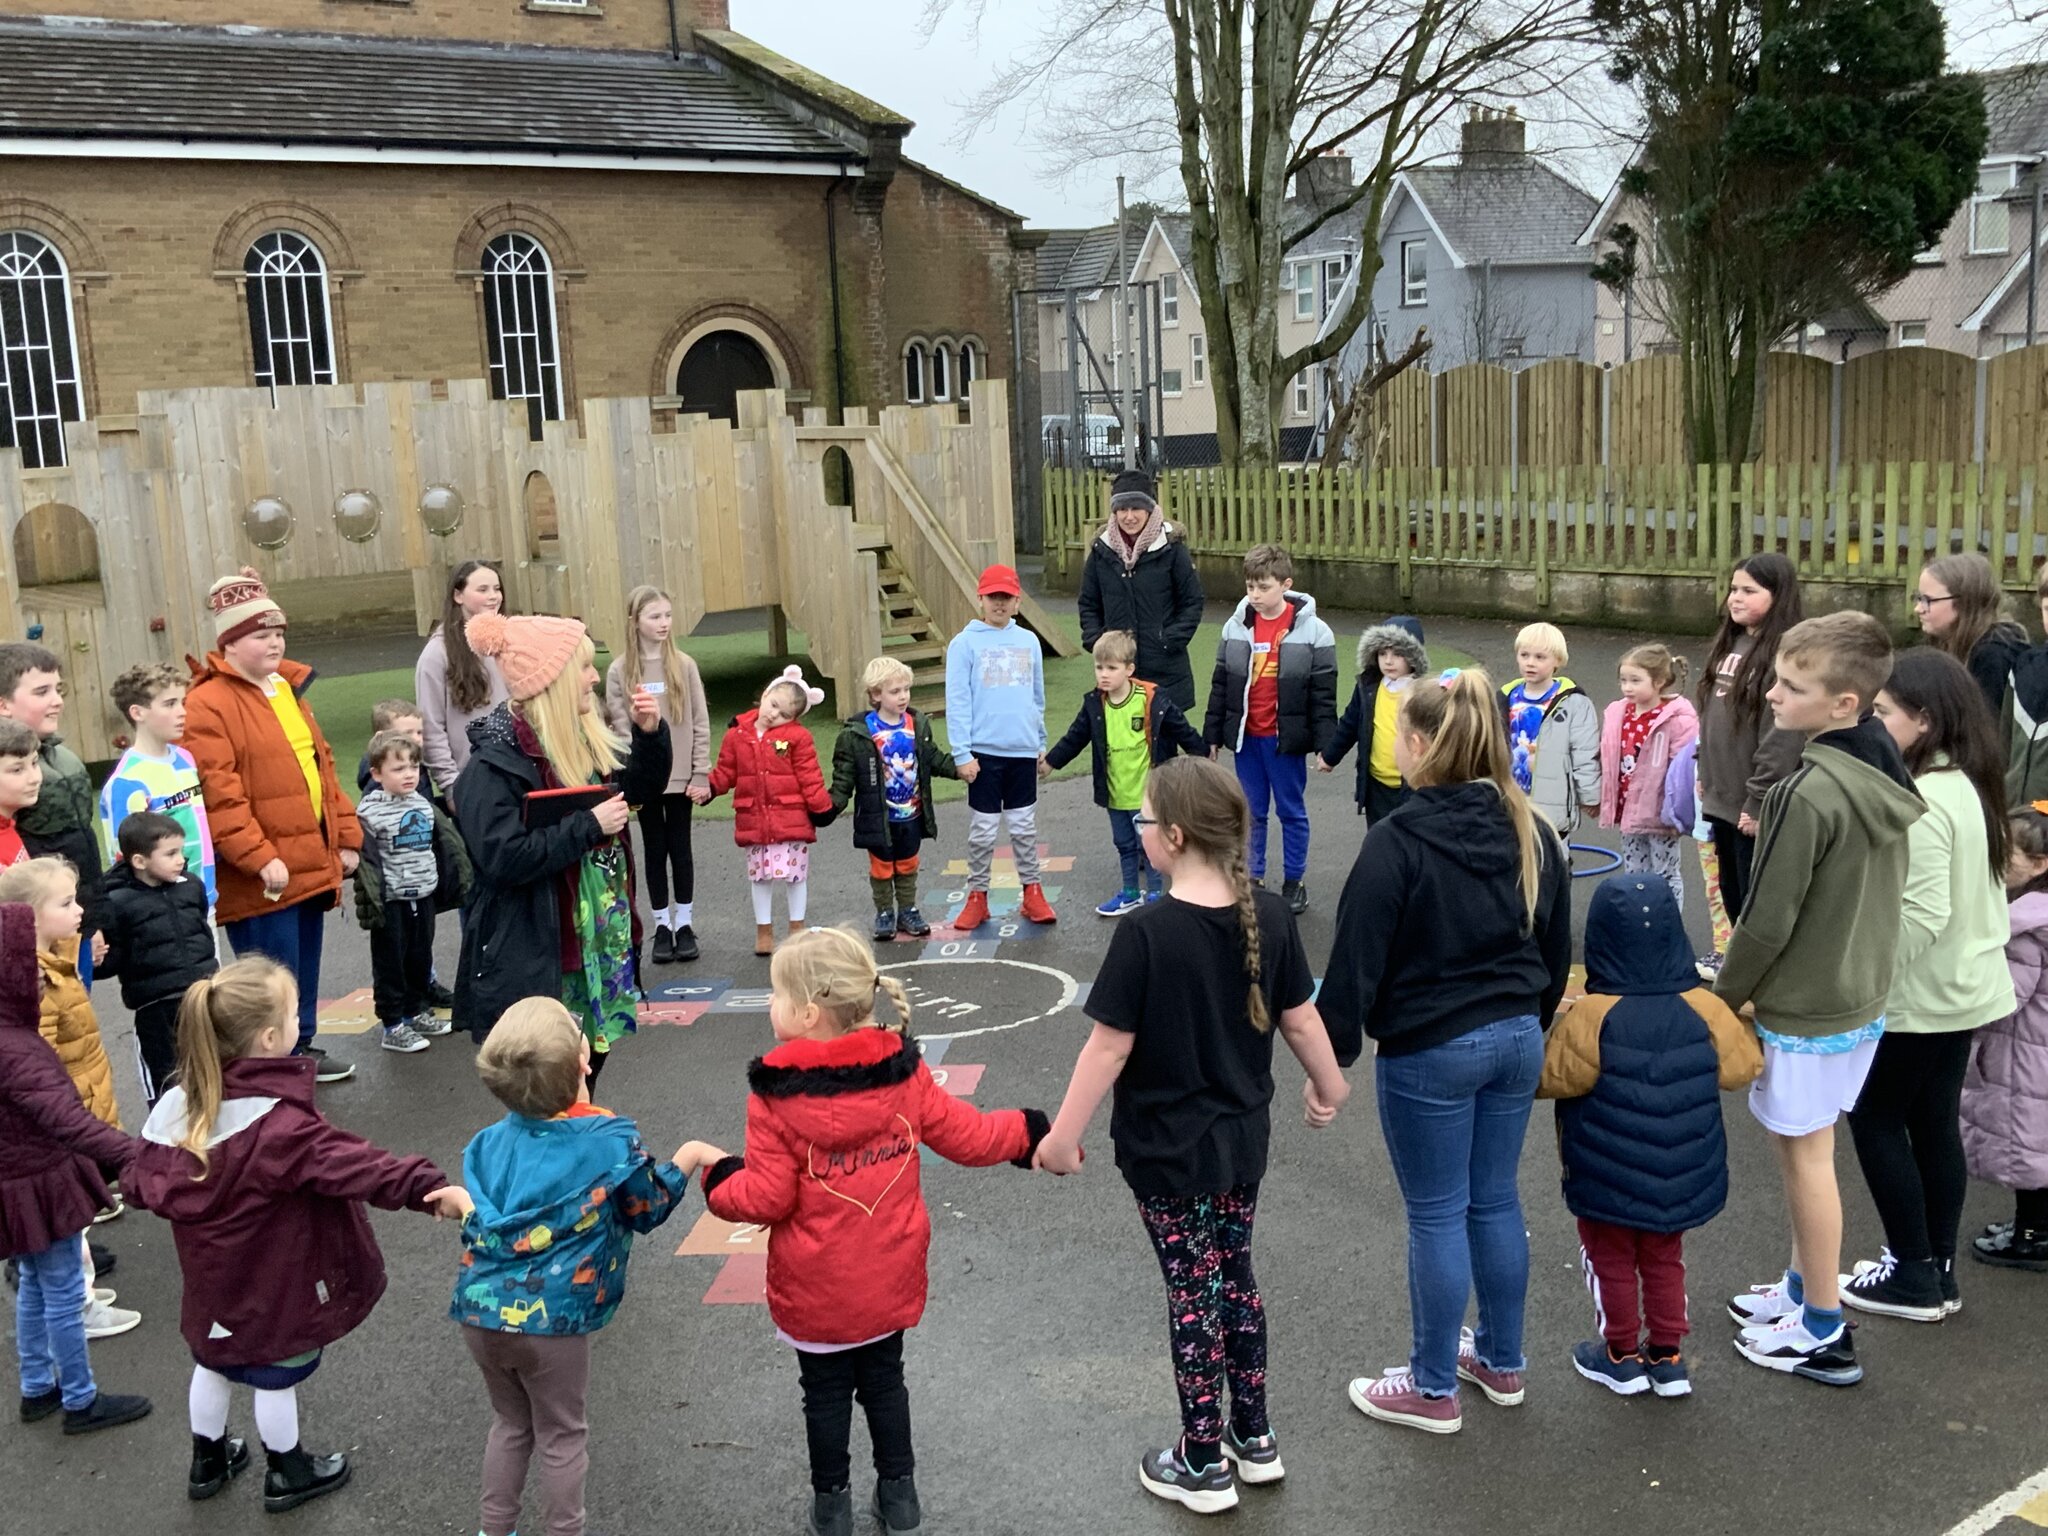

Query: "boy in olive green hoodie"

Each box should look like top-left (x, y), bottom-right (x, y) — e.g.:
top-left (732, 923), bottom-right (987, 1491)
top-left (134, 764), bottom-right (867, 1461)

top-left (1714, 612), bottom-right (1923, 1388)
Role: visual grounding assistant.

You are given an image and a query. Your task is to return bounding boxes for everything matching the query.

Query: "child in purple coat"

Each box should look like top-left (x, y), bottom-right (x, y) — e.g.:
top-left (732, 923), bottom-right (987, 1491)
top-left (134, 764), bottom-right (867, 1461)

top-left (126, 957), bottom-right (469, 1511)
top-left (0, 902), bottom-right (149, 1436)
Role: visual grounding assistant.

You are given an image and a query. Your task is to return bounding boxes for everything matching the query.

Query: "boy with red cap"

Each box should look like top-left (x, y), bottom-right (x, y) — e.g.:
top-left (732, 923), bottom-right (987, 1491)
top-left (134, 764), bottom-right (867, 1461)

top-left (944, 566), bottom-right (1056, 928)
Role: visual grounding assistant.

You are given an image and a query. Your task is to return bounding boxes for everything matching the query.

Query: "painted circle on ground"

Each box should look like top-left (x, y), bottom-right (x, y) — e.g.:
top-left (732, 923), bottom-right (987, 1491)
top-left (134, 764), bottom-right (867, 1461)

top-left (880, 956), bottom-right (1082, 1042)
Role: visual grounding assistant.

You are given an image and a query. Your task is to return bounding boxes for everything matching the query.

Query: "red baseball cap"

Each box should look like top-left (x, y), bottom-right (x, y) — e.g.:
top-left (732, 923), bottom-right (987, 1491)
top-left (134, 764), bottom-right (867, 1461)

top-left (977, 564), bottom-right (1021, 597)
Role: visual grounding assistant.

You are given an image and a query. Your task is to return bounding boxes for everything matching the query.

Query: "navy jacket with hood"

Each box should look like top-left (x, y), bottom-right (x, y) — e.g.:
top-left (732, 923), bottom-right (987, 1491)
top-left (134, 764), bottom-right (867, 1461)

top-left (1540, 877), bottom-right (1761, 1233)
top-left (1322, 617), bottom-right (1428, 809)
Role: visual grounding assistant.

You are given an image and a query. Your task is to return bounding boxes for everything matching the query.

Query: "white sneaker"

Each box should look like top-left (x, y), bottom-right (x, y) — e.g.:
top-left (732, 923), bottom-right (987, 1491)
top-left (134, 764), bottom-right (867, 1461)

top-left (91, 1287), bottom-right (115, 1306)
top-left (1727, 1273), bottom-right (1800, 1326)
top-left (1732, 1310), bottom-right (1862, 1386)
top-left (82, 1298), bottom-right (141, 1340)
top-left (91, 1193), bottom-right (124, 1224)
top-left (380, 1021), bottom-right (430, 1054)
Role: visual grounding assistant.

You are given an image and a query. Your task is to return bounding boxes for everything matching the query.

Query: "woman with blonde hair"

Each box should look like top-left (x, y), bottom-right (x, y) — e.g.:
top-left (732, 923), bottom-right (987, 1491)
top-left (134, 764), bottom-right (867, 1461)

top-left (1320, 668), bottom-right (1573, 1436)
top-left (452, 613), bottom-right (670, 1072)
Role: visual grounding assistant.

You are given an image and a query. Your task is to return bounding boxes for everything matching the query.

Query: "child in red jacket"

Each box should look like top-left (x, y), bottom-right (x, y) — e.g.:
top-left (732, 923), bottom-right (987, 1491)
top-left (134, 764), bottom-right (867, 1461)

top-left (125, 958), bottom-right (470, 1513)
top-left (683, 926), bottom-right (1047, 1536)
top-left (691, 666), bottom-right (836, 955)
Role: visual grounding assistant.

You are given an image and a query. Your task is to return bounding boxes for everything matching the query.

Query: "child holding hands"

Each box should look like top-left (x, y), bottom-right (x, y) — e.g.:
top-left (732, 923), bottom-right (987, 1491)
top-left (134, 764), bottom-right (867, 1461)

top-left (126, 958), bottom-right (470, 1512)
top-left (693, 666), bottom-right (835, 956)
top-left (1038, 756), bottom-right (1349, 1514)
top-left (831, 656), bottom-right (958, 940)
top-left (692, 926), bottom-right (1047, 1536)
top-left (1598, 643), bottom-right (1700, 913)
top-left (455, 996), bottom-right (697, 1536)
top-left (1318, 618), bottom-right (1428, 823)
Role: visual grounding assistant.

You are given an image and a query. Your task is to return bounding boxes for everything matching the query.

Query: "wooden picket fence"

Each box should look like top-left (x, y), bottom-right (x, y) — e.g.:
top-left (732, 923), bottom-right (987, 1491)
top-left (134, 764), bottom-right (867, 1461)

top-left (1043, 460), bottom-right (2048, 605)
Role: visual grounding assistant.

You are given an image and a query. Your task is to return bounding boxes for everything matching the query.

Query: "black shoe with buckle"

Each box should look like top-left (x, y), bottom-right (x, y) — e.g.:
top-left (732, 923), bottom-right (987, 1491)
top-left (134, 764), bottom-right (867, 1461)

top-left (189, 1432), bottom-right (250, 1500)
top-left (263, 1445), bottom-right (351, 1513)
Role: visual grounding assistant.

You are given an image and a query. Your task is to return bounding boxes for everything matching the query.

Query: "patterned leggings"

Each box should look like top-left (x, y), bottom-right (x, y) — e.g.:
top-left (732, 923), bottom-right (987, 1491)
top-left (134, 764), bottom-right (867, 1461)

top-left (1620, 832), bottom-right (1685, 915)
top-left (1135, 1182), bottom-right (1268, 1461)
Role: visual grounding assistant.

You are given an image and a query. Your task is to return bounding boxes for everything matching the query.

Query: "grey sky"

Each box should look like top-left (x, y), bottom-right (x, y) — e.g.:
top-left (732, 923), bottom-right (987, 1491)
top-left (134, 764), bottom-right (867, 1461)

top-left (737, 1), bottom-right (2041, 234)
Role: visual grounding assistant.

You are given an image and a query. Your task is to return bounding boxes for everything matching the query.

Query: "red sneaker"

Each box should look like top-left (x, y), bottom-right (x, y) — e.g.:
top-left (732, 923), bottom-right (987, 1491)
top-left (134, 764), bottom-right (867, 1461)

top-left (953, 890), bottom-right (991, 931)
top-left (1020, 883), bottom-right (1058, 924)
top-left (1347, 1368), bottom-right (1461, 1434)
top-left (1455, 1326), bottom-right (1526, 1406)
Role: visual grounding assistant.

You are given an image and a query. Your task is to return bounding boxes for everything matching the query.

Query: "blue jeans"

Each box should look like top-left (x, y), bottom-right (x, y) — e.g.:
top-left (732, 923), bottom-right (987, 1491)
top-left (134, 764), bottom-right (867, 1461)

top-left (1376, 1015), bottom-right (1544, 1395)
top-left (1234, 734), bottom-right (1309, 881)
top-left (225, 897), bottom-right (327, 1049)
top-left (1107, 809), bottom-right (1161, 895)
top-left (16, 1231), bottom-right (94, 1409)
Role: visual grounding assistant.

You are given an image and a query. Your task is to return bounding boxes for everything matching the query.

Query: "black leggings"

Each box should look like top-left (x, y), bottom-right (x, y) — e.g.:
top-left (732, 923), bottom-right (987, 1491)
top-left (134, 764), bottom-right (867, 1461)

top-left (637, 793), bottom-right (695, 910)
top-left (1708, 815), bottom-right (1756, 923)
top-left (1847, 1031), bottom-right (1974, 1262)
top-left (795, 1331), bottom-right (912, 1493)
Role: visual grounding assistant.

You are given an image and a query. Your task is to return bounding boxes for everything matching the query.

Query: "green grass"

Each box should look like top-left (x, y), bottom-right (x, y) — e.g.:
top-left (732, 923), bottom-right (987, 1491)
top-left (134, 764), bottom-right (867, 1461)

top-left (307, 617), bottom-right (1472, 818)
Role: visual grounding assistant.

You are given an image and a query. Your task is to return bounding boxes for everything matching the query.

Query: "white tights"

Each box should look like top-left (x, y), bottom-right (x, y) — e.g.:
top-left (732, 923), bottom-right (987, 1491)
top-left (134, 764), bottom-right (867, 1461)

top-left (750, 878), bottom-right (807, 925)
top-left (189, 1365), bottom-right (300, 1452)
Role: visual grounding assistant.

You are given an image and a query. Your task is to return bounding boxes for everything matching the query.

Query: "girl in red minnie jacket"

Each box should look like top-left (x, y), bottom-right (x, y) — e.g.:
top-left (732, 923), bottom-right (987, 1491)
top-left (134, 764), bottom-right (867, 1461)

top-left (691, 666), bottom-right (836, 955)
top-left (682, 925), bottom-right (1046, 1536)
top-left (125, 958), bottom-right (470, 1514)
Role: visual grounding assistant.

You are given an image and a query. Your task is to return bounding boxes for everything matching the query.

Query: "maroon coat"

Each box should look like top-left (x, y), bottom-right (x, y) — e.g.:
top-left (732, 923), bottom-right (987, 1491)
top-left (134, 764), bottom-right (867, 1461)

top-left (125, 1054), bottom-right (447, 1368)
top-left (0, 904), bottom-right (138, 1258)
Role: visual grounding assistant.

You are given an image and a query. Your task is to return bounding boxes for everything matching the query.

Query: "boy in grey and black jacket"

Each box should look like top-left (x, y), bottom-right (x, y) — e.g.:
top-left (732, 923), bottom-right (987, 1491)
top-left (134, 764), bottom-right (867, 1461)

top-left (354, 731), bottom-right (470, 1053)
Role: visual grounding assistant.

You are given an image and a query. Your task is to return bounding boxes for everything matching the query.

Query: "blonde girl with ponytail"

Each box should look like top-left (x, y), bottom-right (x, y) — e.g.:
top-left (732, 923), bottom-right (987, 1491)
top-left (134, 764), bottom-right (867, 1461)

top-left (1320, 667), bottom-right (1572, 1437)
top-left (125, 959), bottom-right (469, 1512)
top-left (1038, 756), bottom-right (1348, 1513)
top-left (693, 926), bottom-right (1047, 1534)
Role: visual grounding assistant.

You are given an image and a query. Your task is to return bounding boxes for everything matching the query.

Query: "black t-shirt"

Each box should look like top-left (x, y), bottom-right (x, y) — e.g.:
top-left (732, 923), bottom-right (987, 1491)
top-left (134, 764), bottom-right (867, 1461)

top-left (1085, 890), bottom-right (1316, 1199)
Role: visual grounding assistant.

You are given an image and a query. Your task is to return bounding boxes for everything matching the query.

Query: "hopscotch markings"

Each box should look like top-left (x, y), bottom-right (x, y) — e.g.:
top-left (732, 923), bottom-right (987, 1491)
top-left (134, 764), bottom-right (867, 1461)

top-left (917, 1036), bottom-right (952, 1067)
top-left (711, 987), bottom-right (774, 1014)
top-left (882, 957), bottom-right (1082, 1043)
top-left (650, 978), bottom-right (732, 1006)
top-left (1939, 1462), bottom-right (2048, 1536)
top-left (636, 1001), bottom-right (709, 1028)
top-left (702, 1253), bottom-right (768, 1305)
top-left (315, 989), bottom-right (379, 1036)
top-left (930, 1064), bottom-right (984, 1097)
top-left (921, 937), bottom-right (1001, 962)
top-left (676, 1212), bottom-right (770, 1257)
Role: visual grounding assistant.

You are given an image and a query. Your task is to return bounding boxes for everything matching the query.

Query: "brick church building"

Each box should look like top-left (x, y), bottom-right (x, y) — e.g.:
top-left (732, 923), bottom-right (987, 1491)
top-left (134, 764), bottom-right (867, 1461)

top-left (0, 0), bottom-right (1031, 466)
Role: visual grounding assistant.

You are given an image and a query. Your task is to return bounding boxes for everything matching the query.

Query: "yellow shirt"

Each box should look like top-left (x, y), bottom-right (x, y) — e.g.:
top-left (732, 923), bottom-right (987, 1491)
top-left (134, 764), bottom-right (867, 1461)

top-left (264, 675), bottom-right (323, 823)
top-left (1370, 682), bottom-right (1404, 787)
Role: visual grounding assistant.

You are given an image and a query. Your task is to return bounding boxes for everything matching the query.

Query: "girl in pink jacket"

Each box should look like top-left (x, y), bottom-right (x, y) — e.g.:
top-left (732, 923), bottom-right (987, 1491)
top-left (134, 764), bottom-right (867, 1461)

top-left (1598, 644), bottom-right (1700, 915)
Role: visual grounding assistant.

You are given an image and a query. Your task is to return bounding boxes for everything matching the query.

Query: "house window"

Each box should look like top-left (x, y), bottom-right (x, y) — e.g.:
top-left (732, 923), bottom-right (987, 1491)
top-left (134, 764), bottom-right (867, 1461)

top-left (932, 342), bottom-right (952, 402)
top-left (1898, 321), bottom-right (1928, 347)
top-left (1293, 263), bottom-right (1315, 321)
top-left (1162, 368), bottom-right (1184, 397)
top-left (903, 342), bottom-right (926, 403)
top-left (1292, 370), bottom-right (1311, 416)
top-left (959, 340), bottom-right (977, 391)
top-left (481, 232), bottom-right (562, 425)
top-left (1323, 256), bottom-right (1348, 316)
top-left (244, 231), bottom-right (336, 391)
top-left (1971, 164), bottom-right (2019, 255)
top-left (1401, 240), bottom-right (1427, 306)
top-left (1500, 337), bottom-right (1526, 361)
top-left (1190, 333), bottom-right (1206, 387)
top-left (1160, 272), bottom-right (1179, 327)
top-left (2003, 334), bottom-right (2031, 353)
top-left (0, 231), bottom-right (83, 469)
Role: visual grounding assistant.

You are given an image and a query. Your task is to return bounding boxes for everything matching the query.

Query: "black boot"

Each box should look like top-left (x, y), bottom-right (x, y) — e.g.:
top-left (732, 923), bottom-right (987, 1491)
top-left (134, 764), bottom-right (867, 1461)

top-left (807, 1486), bottom-right (854, 1536)
top-left (652, 922), bottom-right (676, 965)
top-left (875, 1474), bottom-right (924, 1533)
top-left (263, 1445), bottom-right (351, 1513)
top-left (189, 1432), bottom-right (250, 1500)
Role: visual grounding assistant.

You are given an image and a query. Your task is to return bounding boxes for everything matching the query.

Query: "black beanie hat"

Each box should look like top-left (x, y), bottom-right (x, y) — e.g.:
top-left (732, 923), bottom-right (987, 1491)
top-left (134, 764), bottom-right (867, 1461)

top-left (1109, 469), bottom-right (1157, 509)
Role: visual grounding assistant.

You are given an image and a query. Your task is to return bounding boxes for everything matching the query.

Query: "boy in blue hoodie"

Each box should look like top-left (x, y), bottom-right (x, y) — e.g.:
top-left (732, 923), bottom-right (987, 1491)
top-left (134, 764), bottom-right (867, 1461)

top-left (453, 997), bottom-right (703, 1536)
top-left (946, 564), bottom-right (1054, 931)
top-left (1539, 877), bottom-right (1760, 1398)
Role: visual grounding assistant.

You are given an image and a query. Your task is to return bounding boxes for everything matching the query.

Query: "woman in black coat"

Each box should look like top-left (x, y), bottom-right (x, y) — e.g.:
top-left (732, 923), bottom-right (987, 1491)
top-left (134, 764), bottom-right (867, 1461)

top-left (1077, 469), bottom-right (1207, 713)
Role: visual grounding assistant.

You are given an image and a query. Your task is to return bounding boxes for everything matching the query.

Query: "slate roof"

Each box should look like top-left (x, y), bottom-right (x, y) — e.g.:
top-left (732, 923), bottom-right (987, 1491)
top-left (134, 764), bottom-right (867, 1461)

top-left (0, 17), bottom-right (855, 162)
top-left (1984, 65), bottom-right (2048, 156)
top-left (1034, 225), bottom-right (1124, 290)
top-left (1398, 162), bottom-right (1598, 266)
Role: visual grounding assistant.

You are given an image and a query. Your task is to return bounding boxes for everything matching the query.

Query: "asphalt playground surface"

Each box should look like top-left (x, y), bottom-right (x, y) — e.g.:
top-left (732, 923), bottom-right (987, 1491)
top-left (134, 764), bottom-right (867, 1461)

top-left (10, 612), bottom-right (2048, 1536)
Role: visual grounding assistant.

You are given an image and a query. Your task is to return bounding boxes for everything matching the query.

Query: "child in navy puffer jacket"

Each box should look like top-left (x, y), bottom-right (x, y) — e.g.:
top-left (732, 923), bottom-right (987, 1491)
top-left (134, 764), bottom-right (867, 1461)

top-left (1538, 876), bottom-right (1760, 1398)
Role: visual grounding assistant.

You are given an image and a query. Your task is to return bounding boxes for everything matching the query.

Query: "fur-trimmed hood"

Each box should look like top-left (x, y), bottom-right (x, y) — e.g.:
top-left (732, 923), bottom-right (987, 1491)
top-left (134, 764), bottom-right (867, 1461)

top-left (747, 1026), bottom-right (921, 1099)
top-left (1356, 617), bottom-right (1427, 677)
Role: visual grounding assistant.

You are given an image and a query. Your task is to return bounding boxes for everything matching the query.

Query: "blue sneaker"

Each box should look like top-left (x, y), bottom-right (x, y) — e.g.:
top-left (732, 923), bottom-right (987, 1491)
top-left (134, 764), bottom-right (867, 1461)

top-left (1571, 1340), bottom-right (1650, 1396)
top-left (1643, 1348), bottom-right (1691, 1398)
top-left (1144, 890), bottom-right (1164, 903)
top-left (872, 909), bottom-right (898, 941)
top-left (1095, 889), bottom-right (1145, 917)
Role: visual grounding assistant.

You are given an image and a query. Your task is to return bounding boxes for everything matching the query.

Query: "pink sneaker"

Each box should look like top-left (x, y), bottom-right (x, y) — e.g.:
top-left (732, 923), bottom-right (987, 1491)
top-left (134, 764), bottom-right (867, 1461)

top-left (1347, 1368), bottom-right (1462, 1434)
top-left (1455, 1326), bottom-right (1526, 1406)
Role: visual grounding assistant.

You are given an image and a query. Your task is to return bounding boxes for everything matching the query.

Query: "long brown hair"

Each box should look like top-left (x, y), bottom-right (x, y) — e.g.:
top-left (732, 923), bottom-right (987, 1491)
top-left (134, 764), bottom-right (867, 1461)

top-left (1882, 647), bottom-right (2010, 885)
top-left (173, 959), bottom-right (296, 1177)
top-left (1696, 553), bottom-right (1804, 726)
top-left (1145, 755), bottom-right (1270, 1033)
top-left (624, 585), bottom-right (690, 724)
top-left (1399, 668), bottom-right (1549, 929)
top-left (1922, 553), bottom-right (2007, 669)
top-left (439, 561), bottom-right (508, 713)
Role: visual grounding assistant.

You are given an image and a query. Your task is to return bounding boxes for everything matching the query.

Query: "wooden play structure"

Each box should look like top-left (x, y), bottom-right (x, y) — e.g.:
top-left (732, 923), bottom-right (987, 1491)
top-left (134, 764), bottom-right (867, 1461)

top-left (0, 377), bottom-right (1072, 760)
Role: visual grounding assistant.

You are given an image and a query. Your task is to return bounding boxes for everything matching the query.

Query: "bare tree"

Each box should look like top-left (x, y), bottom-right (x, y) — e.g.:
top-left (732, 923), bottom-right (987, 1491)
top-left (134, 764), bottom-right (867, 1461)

top-left (930, 0), bottom-right (1606, 469)
top-left (1318, 325), bottom-right (1432, 467)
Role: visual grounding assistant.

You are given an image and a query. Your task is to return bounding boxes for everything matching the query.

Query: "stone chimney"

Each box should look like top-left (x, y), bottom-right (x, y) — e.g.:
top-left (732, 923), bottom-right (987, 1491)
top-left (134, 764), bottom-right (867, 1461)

top-left (1460, 106), bottom-right (1525, 164)
top-left (1297, 150), bottom-right (1354, 212)
top-left (692, 0), bottom-right (732, 28)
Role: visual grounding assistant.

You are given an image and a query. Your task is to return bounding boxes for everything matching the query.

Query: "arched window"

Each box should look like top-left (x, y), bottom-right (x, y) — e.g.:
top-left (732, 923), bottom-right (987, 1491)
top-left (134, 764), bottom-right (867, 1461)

top-left (958, 340), bottom-right (979, 419)
top-left (903, 342), bottom-right (927, 404)
top-left (244, 231), bottom-right (336, 390)
top-left (482, 233), bottom-right (563, 429)
top-left (931, 341), bottom-right (952, 402)
top-left (0, 232), bottom-right (83, 469)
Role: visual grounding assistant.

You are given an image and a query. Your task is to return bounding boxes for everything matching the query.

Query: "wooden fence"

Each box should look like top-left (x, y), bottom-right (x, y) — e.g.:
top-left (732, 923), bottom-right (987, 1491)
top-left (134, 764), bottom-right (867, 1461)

top-left (1044, 459), bottom-right (2048, 608)
top-left (1369, 345), bottom-right (2048, 473)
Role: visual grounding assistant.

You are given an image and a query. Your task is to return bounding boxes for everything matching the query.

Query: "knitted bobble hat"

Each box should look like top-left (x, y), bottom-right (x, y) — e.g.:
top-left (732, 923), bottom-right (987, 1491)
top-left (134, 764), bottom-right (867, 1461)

top-left (465, 610), bottom-right (588, 703)
top-left (209, 566), bottom-right (287, 646)
top-left (777, 664), bottom-right (825, 716)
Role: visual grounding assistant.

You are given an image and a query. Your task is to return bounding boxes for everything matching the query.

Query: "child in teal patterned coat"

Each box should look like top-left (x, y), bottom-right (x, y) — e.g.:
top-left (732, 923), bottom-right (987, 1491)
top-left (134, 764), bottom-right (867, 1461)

top-left (452, 997), bottom-right (705, 1536)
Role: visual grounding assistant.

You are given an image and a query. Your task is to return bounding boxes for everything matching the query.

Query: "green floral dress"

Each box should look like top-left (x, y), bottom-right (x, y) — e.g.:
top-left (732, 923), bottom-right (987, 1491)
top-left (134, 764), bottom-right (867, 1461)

top-left (562, 837), bottom-right (638, 1056)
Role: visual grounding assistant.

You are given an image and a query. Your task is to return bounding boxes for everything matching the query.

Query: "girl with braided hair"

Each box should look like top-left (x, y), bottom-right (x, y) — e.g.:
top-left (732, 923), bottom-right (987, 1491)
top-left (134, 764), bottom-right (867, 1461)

top-left (1037, 755), bottom-right (1349, 1515)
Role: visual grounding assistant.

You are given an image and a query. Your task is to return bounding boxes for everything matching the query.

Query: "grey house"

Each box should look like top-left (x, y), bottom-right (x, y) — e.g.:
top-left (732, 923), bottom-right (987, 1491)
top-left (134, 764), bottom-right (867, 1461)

top-left (1366, 109), bottom-right (1598, 368)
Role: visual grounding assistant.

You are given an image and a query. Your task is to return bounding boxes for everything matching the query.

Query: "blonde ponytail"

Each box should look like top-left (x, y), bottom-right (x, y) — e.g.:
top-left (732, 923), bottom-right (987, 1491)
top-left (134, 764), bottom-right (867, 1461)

top-left (173, 958), bottom-right (296, 1176)
top-left (770, 925), bottom-right (910, 1036)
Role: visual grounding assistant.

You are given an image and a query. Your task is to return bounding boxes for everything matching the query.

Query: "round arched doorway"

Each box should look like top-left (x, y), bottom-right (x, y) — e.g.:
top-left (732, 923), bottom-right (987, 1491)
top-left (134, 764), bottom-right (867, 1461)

top-left (675, 330), bottom-right (777, 424)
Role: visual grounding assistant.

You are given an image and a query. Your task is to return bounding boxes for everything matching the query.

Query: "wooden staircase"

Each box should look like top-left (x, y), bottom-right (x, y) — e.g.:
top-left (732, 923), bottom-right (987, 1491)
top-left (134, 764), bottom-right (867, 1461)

top-left (854, 523), bottom-right (950, 713)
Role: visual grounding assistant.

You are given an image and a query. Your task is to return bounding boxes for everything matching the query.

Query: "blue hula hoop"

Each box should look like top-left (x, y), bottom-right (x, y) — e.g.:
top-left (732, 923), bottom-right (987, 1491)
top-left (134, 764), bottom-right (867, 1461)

top-left (1568, 842), bottom-right (1622, 878)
